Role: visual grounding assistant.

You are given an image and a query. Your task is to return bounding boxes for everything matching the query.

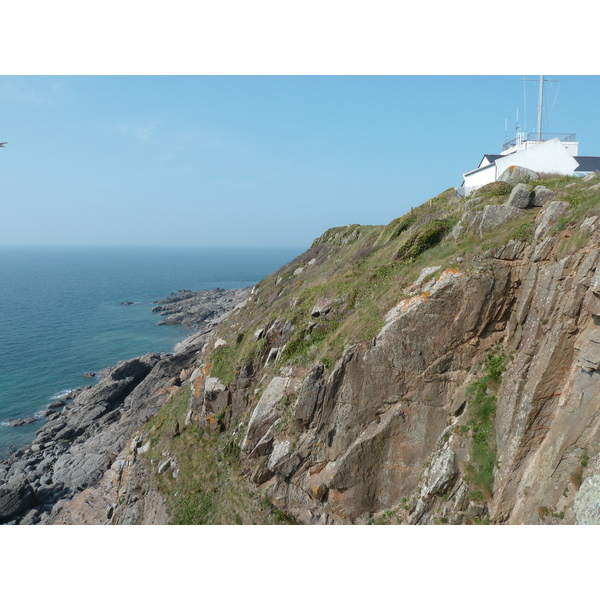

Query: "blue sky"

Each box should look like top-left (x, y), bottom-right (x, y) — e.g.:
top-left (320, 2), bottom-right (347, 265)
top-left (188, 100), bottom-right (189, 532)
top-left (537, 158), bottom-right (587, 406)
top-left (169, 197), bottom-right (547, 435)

top-left (1, 75), bottom-right (599, 248)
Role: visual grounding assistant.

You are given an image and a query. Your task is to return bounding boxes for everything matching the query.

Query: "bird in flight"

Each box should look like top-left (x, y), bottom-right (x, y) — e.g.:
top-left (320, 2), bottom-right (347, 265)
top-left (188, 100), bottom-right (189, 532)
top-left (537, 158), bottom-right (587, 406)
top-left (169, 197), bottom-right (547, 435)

top-left (0, 142), bottom-right (7, 148)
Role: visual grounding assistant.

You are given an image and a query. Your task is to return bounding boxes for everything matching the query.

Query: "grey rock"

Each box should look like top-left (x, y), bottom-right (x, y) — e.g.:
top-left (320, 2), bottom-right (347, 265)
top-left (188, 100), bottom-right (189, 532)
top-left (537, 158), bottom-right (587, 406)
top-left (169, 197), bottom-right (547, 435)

top-left (153, 287), bottom-right (251, 329)
top-left (581, 216), bottom-right (598, 232)
top-left (0, 474), bottom-right (36, 522)
top-left (506, 183), bottom-right (532, 208)
top-left (478, 205), bottom-right (525, 235)
top-left (451, 210), bottom-right (484, 240)
top-left (464, 196), bottom-right (484, 211)
top-left (574, 474), bottom-right (600, 524)
top-left (242, 377), bottom-right (296, 453)
top-left (19, 509), bottom-right (40, 525)
top-left (529, 237), bottom-right (555, 262)
top-left (498, 165), bottom-right (540, 185)
top-left (3, 416), bottom-right (39, 427)
top-left (530, 185), bottom-right (556, 207)
top-left (295, 364), bottom-right (326, 429)
top-left (534, 201), bottom-right (569, 240)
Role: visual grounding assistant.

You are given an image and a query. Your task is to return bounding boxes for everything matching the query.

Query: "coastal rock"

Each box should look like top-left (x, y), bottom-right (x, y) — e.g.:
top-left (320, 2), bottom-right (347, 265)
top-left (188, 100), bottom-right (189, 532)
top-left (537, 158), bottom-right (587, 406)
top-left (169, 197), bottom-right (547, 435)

top-left (152, 287), bottom-right (251, 329)
top-left (0, 283), bottom-right (252, 524)
top-left (3, 416), bottom-right (40, 427)
top-left (0, 474), bottom-right (36, 521)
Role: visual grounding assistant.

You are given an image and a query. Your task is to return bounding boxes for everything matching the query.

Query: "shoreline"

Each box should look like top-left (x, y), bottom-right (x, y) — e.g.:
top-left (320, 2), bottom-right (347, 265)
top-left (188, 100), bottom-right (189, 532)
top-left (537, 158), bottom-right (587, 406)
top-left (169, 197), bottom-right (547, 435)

top-left (0, 288), bottom-right (250, 440)
top-left (0, 286), bottom-right (250, 524)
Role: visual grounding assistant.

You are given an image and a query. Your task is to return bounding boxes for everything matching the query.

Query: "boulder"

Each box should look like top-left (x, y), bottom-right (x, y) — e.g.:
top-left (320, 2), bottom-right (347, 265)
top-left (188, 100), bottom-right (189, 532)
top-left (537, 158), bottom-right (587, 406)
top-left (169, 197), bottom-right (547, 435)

top-left (534, 200), bottom-right (569, 240)
top-left (451, 210), bottom-right (484, 240)
top-left (498, 165), bottom-right (540, 185)
top-left (242, 376), bottom-right (296, 453)
top-left (530, 185), bottom-right (556, 207)
top-left (0, 474), bottom-right (36, 521)
top-left (506, 183), bottom-right (532, 208)
top-left (478, 205), bottom-right (525, 235)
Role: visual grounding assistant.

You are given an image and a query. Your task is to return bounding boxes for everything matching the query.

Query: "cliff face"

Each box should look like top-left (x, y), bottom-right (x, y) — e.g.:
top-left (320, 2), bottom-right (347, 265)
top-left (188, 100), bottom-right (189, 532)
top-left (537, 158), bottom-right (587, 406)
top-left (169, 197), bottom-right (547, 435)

top-left (4, 173), bottom-right (600, 525)
top-left (184, 232), bottom-right (600, 525)
top-left (183, 175), bottom-right (600, 525)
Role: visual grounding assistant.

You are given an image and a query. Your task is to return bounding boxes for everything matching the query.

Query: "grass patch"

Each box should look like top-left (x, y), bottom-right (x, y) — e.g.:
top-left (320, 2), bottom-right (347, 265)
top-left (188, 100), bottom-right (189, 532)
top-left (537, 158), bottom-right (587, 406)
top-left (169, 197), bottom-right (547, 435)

top-left (464, 347), bottom-right (507, 498)
top-left (506, 221), bottom-right (534, 243)
top-left (474, 181), bottom-right (513, 201)
top-left (142, 387), bottom-right (289, 525)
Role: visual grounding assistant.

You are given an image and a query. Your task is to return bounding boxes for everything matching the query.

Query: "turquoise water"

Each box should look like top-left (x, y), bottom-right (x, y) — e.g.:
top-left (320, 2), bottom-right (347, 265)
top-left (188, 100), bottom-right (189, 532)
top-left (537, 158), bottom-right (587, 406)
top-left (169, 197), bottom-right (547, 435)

top-left (0, 246), bottom-right (301, 455)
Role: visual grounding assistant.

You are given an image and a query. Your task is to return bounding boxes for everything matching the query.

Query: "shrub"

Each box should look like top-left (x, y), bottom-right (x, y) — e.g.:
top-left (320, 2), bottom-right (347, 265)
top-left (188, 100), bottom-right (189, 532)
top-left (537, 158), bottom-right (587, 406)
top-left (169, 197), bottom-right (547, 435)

top-left (476, 181), bottom-right (513, 199)
top-left (383, 213), bottom-right (417, 242)
top-left (395, 219), bottom-right (451, 263)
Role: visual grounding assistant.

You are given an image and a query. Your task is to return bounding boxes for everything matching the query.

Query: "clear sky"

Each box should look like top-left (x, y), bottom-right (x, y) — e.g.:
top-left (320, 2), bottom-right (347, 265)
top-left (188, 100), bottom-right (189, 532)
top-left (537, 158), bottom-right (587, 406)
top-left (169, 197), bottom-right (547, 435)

top-left (1, 74), bottom-right (599, 249)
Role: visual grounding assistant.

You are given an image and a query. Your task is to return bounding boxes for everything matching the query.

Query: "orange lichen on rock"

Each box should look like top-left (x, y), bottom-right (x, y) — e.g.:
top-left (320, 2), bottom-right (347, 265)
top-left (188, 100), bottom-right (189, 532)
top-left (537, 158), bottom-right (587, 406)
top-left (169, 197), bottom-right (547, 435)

top-left (192, 365), bottom-right (211, 399)
top-left (442, 268), bottom-right (464, 277)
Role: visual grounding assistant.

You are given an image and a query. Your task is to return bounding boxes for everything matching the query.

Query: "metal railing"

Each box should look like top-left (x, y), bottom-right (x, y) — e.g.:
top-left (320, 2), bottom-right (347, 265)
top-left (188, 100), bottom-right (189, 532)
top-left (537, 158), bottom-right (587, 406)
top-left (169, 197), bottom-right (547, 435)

top-left (503, 132), bottom-right (576, 151)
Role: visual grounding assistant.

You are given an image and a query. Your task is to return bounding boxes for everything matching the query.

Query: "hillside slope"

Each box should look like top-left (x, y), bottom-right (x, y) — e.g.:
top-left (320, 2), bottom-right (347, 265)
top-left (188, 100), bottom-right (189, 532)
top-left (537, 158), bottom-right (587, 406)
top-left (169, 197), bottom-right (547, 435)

top-left (6, 170), bottom-right (600, 525)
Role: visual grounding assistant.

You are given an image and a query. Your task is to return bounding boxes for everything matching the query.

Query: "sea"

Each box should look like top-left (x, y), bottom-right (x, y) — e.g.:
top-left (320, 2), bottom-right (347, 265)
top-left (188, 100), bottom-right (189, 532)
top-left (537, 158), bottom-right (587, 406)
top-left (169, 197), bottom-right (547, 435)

top-left (0, 246), bottom-right (302, 457)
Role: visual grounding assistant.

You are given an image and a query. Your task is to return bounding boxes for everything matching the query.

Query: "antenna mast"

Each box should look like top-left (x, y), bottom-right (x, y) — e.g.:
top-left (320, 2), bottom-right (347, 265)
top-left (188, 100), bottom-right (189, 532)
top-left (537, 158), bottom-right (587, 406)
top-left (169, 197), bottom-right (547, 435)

top-left (537, 75), bottom-right (545, 141)
top-left (524, 74), bottom-right (559, 141)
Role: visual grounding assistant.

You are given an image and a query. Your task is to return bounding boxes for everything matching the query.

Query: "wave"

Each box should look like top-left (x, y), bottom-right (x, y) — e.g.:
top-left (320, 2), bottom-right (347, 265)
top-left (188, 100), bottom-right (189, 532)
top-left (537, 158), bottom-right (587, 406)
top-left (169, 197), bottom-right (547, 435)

top-left (49, 388), bottom-right (76, 401)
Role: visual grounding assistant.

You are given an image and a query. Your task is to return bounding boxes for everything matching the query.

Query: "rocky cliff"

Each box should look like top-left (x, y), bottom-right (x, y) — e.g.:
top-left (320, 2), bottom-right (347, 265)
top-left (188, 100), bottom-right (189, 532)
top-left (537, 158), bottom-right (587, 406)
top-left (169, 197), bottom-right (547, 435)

top-left (3, 170), bottom-right (600, 525)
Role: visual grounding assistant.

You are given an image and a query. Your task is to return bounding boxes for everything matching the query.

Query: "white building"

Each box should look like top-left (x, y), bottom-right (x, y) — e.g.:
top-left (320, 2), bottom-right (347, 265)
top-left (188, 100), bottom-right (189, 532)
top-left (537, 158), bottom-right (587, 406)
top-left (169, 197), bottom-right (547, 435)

top-left (460, 77), bottom-right (600, 194)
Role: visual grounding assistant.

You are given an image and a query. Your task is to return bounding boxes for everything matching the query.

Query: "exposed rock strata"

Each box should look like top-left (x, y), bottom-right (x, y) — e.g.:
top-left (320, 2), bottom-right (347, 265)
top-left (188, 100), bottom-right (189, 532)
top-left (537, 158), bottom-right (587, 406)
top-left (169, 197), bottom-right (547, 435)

top-left (180, 202), bottom-right (600, 525)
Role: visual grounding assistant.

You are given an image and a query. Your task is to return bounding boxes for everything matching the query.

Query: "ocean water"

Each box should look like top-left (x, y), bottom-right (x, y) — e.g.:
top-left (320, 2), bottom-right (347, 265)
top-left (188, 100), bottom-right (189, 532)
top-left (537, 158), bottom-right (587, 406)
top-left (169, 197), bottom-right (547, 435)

top-left (0, 246), bottom-right (302, 456)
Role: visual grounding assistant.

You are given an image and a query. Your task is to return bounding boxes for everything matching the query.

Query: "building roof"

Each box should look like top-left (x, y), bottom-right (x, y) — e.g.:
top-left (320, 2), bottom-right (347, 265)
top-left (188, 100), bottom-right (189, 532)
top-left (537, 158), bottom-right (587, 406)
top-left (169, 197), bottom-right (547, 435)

top-left (478, 154), bottom-right (502, 168)
top-left (574, 156), bottom-right (600, 172)
top-left (477, 153), bottom-right (600, 174)
top-left (483, 154), bottom-right (503, 163)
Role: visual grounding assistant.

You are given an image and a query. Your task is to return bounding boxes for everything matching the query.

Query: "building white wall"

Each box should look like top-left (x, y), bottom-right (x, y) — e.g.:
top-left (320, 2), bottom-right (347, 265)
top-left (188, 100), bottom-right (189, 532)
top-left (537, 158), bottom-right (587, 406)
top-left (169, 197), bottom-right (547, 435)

top-left (494, 138), bottom-right (578, 180)
top-left (462, 163), bottom-right (496, 188)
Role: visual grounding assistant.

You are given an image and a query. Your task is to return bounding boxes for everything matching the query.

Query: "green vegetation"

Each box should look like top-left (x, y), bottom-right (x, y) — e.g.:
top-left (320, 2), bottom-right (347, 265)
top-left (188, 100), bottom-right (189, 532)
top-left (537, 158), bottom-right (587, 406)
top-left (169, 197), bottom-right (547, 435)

top-left (142, 388), bottom-right (292, 524)
top-left (209, 335), bottom-right (266, 386)
top-left (464, 346), bottom-right (507, 498)
top-left (474, 181), bottom-right (513, 201)
top-left (380, 213), bottom-right (417, 243)
top-left (395, 219), bottom-right (453, 263)
top-left (507, 221), bottom-right (534, 243)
